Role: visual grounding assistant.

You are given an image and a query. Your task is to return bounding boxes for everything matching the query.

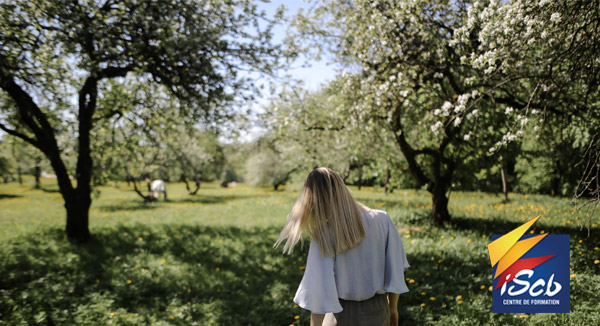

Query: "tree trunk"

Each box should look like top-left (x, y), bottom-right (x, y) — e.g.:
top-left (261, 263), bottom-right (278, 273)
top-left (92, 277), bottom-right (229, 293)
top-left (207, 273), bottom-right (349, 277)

top-left (431, 182), bottom-right (451, 226)
top-left (384, 168), bottom-right (391, 193)
top-left (500, 161), bottom-right (509, 201)
top-left (34, 164), bottom-right (41, 189)
top-left (357, 166), bottom-right (363, 191)
top-left (17, 166), bottom-right (22, 185)
top-left (64, 191), bottom-right (91, 242)
top-left (550, 177), bottom-right (560, 197)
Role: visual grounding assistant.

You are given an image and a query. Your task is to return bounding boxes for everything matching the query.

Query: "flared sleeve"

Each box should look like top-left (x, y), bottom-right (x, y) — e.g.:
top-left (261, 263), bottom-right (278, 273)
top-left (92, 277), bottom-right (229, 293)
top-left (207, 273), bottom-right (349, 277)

top-left (293, 238), bottom-right (343, 313)
top-left (383, 213), bottom-right (410, 294)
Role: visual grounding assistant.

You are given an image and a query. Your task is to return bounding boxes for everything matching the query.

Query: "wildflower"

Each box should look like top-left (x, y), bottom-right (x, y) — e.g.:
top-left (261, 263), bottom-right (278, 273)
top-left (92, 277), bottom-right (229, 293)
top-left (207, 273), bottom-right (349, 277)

top-left (458, 300), bottom-right (464, 304)
top-left (595, 260), bottom-right (599, 264)
top-left (430, 297), bottom-right (436, 301)
top-left (420, 303), bottom-right (426, 307)
top-left (421, 292), bottom-right (426, 296)
top-left (299, 266), bottom-right (305, 270)
top-left (294, 315), bottom-right (300, 320)
top-left (570, 274), bottom-right (576, 278)
top-left (169, 316), bottom-right (175, 320)
top-left (127, 280), bottom-right (132, 284)
top-left (480, 285), bottom-right (486, 289)
top-left (456, 295), bottom-right (462, 300)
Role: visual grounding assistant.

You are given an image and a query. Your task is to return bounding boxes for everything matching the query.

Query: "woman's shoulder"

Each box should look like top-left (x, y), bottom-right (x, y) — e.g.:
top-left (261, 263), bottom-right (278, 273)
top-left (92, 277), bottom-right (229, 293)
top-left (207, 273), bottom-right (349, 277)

top-left (362, 209), bottom-right (389, 216)
top-left (361, 209), bottom-right (392, 222)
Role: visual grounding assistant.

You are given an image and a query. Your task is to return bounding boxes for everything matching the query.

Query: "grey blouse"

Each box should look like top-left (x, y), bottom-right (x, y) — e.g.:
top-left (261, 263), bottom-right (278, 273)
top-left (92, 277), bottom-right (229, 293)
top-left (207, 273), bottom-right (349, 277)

top-left (293, 209), bottom-right (410, 314)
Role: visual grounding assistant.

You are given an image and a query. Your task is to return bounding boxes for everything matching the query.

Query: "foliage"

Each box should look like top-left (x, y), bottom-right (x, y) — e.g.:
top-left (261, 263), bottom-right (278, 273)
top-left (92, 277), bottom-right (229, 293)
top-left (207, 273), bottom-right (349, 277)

top-left (0, 0), bottom-right (284, 241)
top-left (1, 180), bottom-right (599, 325)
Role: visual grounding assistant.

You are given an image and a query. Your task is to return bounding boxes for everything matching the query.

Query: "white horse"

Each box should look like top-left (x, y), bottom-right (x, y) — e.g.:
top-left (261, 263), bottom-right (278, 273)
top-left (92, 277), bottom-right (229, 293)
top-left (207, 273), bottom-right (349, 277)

top-left (149, 179), bottom-right (167, 200)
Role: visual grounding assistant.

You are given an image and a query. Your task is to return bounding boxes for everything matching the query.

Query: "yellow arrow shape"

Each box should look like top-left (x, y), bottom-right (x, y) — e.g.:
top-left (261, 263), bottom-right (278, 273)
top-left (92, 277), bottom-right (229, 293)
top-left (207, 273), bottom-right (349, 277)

top-left (494, 234), bottom-right (548, 278)
top-left (487, 215), bottom-right (541, 267)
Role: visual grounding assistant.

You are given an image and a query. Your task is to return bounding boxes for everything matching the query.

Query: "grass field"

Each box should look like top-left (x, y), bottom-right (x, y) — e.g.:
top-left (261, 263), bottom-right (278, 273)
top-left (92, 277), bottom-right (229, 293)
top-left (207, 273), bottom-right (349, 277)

top-left (1, 177), bottom-right (599, 325)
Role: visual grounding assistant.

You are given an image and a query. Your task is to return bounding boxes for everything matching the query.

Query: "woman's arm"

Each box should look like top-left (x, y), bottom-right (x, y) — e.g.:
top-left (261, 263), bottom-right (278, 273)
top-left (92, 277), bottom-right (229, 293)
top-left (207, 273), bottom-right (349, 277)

top-left (310, 312), bottom-right (325, 326)
top-left (387, 292), bottom-right (399, 326)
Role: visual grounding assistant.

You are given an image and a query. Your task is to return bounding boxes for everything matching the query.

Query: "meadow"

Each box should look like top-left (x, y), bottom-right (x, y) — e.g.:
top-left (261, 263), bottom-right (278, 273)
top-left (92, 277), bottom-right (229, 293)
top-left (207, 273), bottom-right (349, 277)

top-left (0, 178), bottom-right (599, 325)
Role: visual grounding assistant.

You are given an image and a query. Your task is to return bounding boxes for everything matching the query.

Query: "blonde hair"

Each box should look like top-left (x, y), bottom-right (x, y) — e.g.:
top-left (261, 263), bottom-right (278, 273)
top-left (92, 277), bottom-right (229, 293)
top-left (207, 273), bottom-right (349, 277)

top-left (274, 167), bottom-right (368, 257)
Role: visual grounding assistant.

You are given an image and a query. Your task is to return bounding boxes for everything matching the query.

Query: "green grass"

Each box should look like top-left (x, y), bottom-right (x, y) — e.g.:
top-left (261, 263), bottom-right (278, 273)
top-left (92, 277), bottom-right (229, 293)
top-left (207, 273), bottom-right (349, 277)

top-left (1, 177), bottom-right (599, 325)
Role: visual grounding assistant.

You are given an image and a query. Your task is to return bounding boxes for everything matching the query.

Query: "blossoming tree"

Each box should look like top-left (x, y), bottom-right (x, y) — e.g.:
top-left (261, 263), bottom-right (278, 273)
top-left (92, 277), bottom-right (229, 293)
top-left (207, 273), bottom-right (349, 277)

top-left (0, 0), bottom-right (282, 242)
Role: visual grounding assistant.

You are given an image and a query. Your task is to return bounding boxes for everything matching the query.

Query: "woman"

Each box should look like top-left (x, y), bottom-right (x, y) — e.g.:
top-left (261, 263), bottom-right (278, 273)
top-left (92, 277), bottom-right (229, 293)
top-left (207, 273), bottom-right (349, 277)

top-left (275, 167), bottom-right (410, 326)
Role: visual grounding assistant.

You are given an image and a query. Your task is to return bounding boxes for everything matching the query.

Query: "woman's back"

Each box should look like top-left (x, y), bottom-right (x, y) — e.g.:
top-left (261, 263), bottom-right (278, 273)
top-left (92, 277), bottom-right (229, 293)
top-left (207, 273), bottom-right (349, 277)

top-left (294, 209), bottom-right (409, 313)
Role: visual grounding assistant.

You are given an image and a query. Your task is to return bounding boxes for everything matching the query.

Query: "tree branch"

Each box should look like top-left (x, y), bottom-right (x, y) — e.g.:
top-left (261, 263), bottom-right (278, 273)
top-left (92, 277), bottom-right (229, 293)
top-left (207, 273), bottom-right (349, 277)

top-left (0, 121), bottom-right (39, 147)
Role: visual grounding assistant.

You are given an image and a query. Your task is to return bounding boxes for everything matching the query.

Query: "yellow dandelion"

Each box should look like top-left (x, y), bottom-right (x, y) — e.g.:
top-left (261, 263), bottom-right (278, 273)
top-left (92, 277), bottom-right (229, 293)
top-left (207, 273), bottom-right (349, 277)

top-left (420, 303), bottom-right (426, 307)
top-left (161, 259), bottom-right (166, 264)
top-left (457, 300), bottom-right (463, 304)
top-left (294, 315), bottom-right (300, 320)
top-left (138, 237), bottom-right (143, 241)
top-left (109, 312), bottom-right (115, 317)
top-left (594, 247), bottom-right (599, 250)
top-left (467, 239), bottom-right (472, 243)
top-left (421, 292), bottom-right (426, 296)
top-left (425, 272), bottom-right (430, 276)
top-left (570, 274), bottom-right (576, 278)
top-left (293, 304), bottom-right (298, 308)
top-left (456, 295), bottom-right (462, 300)
top-left (299, 266), bottom-right (306, 270)
top-left (127, 280), bottom-right (132, 284)
top-left (480, 285), bottom-right (486, 289)
top-left (216, 267), bottom-right (220, 271)
top-left (489, 286), bottom-right (493, 291)
top-left (429, 297), bottom-right (436, 301)
top-left (438, 259), bottom-right (443, 263)
top-left (187, 302), bottom-right (191, 305)
top-left (169, 316), bottom-right (174, 320)
top-left (519, 315), bottom-right (527, 318)
top-left (409, 279), bottom-right (415, 284)
top-left (595, 260), bottom-right (599, 264)
top-left (578, 240), bottom-right (583, 243)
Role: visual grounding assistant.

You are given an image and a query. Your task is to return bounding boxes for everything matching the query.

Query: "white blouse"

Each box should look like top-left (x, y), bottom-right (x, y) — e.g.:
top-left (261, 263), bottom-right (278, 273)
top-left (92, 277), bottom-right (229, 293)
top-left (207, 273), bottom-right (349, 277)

top-left (293, 209), bottom-right (410, 314)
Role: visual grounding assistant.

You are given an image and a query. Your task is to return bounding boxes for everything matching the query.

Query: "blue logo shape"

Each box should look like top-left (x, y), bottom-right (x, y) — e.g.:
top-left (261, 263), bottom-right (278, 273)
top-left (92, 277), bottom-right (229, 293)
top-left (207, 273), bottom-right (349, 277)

top-left (491, 234), bottom-right (570, 313)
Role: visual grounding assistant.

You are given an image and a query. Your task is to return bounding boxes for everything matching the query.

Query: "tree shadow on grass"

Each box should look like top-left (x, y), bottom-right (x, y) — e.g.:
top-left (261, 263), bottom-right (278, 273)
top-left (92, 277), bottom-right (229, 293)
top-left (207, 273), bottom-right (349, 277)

top-left (0, 224), bottom-right (308, 325)
top-left (97, 203), bottom-right (160, 212)
top-left (2, 219), bottom-right (595, 325)
top-left (169, 193), bottom-right (265, 205)
top-left (0, 193), bottom-right (21, 199)
top-left (40, 187), bottom-right (60, 193)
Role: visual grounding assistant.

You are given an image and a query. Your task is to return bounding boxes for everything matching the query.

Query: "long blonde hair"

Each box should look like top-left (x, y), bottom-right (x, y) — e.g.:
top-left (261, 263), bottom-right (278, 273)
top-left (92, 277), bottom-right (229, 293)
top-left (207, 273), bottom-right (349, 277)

top-left (274, 167), bottom-right (368, 257)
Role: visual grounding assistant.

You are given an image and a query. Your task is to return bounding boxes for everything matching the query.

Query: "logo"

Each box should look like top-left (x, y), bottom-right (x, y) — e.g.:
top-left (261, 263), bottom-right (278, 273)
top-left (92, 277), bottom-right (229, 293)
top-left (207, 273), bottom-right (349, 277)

top-left (487, 215), bottom-right (570, 313)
